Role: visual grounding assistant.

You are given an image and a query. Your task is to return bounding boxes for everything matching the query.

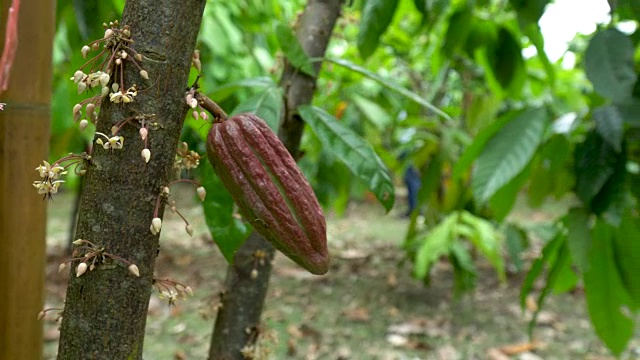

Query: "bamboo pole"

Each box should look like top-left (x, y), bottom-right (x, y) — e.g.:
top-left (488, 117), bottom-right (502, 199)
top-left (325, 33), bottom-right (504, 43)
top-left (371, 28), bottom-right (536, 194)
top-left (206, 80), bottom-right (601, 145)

top-left (0, 0), bottom-right (56, 359)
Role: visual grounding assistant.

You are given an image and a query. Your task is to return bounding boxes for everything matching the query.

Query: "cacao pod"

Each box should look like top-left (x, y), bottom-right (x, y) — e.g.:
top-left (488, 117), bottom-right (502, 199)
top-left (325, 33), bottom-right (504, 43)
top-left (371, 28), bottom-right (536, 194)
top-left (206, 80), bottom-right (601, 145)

top-left (206, 113), bottom-right (329, 275)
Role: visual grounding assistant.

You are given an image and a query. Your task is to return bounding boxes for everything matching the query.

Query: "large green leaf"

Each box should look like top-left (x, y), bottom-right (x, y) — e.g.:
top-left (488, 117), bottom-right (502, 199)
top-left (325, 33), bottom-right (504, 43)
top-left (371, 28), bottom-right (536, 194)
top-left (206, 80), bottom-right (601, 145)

top-left (488, 27), bottom-right (526, 93)
top-left (357, 0), bottom-right (400, 59)
top-left (199, 160), bottom-right (252, 263)
top-left (472, 107), bottom-right (549, 203)
top-left (509, 0), bottom-right (551, 24)
top-left (299, 105), bottom-right (395, 211)
top-left (613, 210), bottom-right (640, 309)
top-left (489, 162), bottom-right (531, 222)
top-left (585, 29), bottom-right (636, 102)
top-left (574, 131), bottom-right (618, 207)
top-left (584, 219), bottom-right (635, 356)
top-left (520, 227), bottom-right (562, 309)
top-left (230, 87), bottom-right (283, 132)
top-left (326, 58), bottom-right (453, 122)
top-left (413, 213), bottom-right (457, 279)
top-left (275, 23), bottom-right (316, 76)
top-left (442, 8), bottom-right (473, 57)
top-left (593, 106), bottom-right (624, 153)
top-left (452, 110), bottom-right (520, 179)
top-left (351, 95), bottom-right (392, 130)
top-left (563, 208), bottom-right (592, 273)
top-left (504, 223), bottom-right (528, 271)
top-left (459, 211), bottom-right (505, 281)
top-left (527, 134), bottom-right (573, 206)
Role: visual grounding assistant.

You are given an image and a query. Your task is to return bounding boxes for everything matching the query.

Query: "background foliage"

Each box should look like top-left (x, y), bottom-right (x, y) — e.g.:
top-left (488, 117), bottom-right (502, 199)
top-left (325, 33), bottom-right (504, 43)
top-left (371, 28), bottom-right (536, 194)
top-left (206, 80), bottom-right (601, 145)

top-left (51, 0), bottom-right (640, 355)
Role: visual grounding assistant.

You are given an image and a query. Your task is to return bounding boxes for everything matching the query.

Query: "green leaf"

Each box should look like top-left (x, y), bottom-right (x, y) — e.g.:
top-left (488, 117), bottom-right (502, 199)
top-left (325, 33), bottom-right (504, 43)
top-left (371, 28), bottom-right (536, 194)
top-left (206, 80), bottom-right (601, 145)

top-left (326, 57), bottom-right (453, 122)
top-left (520, 228), bottom-right (562, 309)
top-left (489, 162), bottom-right (531, 222)
top-left (442, 8), bottom-right (473, 57)
top-left (613, 209), bottom-right (640, 309)
top-left (488, 27), bottom-right (526, 93)
top-left (593, 106), bottom-right (624, 153)
top-left (504, 223), bottom-right (528, 271)
top-left (460, 211), bottom-right (505, 281)
top-left (529, 239), bottom-right (571, 337)
top-left (230, 87), bottom-right (283, 132)
top-left (510, 0), bottom-right (551, 24)
top-left (585, 29), bottom-right (636, 102)
top-left (275, 23), bottom-right (316, 76)
top-left (414, 213), bottom-right (457, 279)
top-left (472, 107), bottom-right (549, 203)
top-left (584, 219), bottom-right (634, 356)
top-left (416, 151), bottom-right (444, 207)
top-left (351, 95), bottom-right (392, 130)
top-left (299, 105), bottom-right (395, 211)
top-left (210, 77), bottom-right (275, 102)
top-left (198, 160), bottom-right (252, 263)
top-left (574, 131), bottom-right (617, 207)
top-left (452, 110), bottom-right (520, 179)
top-left (449, 241), bottom-right (478, 296)
top-left (528, 134), bottom-right (573, 206)
top-left (357, 0), bottom-right (399, 59)
top-left (524, 23), bottom-right (555, 86)
top-left (563, 208), bottom-right (592, 273)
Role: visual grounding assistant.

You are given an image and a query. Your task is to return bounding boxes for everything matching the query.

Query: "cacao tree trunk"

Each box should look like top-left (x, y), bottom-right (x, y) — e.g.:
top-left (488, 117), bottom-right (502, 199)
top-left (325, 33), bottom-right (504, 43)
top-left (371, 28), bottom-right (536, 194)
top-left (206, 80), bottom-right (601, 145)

top-left (0, 1), bottom-right (55, 359)
top-left (208, 1), bottom-right (343, 358)
top-left (56, 1), bottom-right (205, 359)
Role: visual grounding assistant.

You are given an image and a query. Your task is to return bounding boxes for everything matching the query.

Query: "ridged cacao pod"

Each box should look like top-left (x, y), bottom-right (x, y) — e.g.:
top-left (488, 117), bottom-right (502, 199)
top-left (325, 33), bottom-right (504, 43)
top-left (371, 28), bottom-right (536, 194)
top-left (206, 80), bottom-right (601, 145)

top-left (206, 113), bottom-right (329, 275)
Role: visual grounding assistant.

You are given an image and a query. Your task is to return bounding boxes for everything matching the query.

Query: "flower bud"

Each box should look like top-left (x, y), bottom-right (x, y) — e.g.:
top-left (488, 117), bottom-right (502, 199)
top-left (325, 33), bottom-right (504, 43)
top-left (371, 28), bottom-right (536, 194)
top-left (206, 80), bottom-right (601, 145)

top-left (111, 83), bottom-right (119, 92)
top-left (104, 29), bottom-right (113, 39)
top-left (101, 86), bottom-right (110, 97)
top-left (128, 264), bottom-right (140, 277)
top-left (162, 186), bottom-right (170, 195)
top-left (200, 111), bottom-right (208, 121)
top-left (73, 103), bottom-right (82, 115)
top-left (151, 217), bottom-right (162, 234)
top-left (77, 82), bottom-right (87, 94)
top-left (58, 263), bottom-right (67, 273)
top-left (121, 51), bottom-right (128, 59)
top-left (139, 70), bottom-right (149, 80)
top-left (197, 186), bottom-right (206, 202)
top-left (185, 286), bottom-right (194, 296)
top-left (37, 311), bottom-right (46, 320)
top-left (81, 45), bottom-right (90, 59)
top-left (72, 239), bottom-right (84, 245)
top-left (85, 103), bottom-right (95, 119)
top-left (115, 58), bottom-right (122, 65)
top-left (73, 70), bottom-right (84, 83)
top-left (186, 224), bottom-right (194, 237)
top-left (79, 119), bottom-right (89, 131)
top-left (193, 58), bottom-right (202, 73)
top-left (141, 148), bottom-right (151, 163)
top-left (188, 97), bottom-right (198, 109)
top-left (92, 43), bottom-right (100, 51)
top-left (135, 53), bottom-right (143, 62)
top-left (99, 73), bottom-right (110, 87)
top-left (138, 128), bottom-right (148, 141)
top-left (192, 111), bottom-right (199, 120)
top-left (250, 269), bottom-right (258, 279)
top-left (76, 262), bottom-right (88, 277)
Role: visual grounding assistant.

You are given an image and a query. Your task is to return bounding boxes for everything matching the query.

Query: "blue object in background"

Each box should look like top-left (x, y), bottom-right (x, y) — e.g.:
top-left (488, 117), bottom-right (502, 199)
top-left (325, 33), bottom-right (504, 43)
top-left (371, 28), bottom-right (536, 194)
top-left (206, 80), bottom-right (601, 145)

top-left (403, 164), bottom-right (421, 217)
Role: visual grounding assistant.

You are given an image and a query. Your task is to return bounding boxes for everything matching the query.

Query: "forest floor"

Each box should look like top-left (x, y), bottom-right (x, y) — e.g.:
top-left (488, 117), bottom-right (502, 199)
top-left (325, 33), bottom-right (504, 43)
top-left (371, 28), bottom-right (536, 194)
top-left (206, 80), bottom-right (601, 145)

top-left (42, 188), bottom-right (640, 360)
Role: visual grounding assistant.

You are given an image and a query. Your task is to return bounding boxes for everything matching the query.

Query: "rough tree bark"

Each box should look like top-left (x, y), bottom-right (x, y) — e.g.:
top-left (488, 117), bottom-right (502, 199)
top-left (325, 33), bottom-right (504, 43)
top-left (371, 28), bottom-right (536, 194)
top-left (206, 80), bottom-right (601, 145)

top-left (57, 1), bottom-right (205, 359)
top-left (0, 1), bottom-right (55, 359)
top-left (208, 1), bottom-right (343, 358)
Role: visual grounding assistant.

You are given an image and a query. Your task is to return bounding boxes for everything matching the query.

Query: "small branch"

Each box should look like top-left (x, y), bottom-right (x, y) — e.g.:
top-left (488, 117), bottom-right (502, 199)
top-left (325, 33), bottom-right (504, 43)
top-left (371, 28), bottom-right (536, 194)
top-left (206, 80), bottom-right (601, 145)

top-left (195, 92), bottom-right (228, 121)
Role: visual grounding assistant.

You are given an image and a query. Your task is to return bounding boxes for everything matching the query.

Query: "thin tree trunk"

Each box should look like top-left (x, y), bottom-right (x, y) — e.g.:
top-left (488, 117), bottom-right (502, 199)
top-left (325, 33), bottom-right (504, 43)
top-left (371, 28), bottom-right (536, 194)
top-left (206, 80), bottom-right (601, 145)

top-left (208, 1), bottom-right (343, 358)
top-left (57, 1), bottom-right (205, 359)
top-left (0, 1), bottom-right (55, 359)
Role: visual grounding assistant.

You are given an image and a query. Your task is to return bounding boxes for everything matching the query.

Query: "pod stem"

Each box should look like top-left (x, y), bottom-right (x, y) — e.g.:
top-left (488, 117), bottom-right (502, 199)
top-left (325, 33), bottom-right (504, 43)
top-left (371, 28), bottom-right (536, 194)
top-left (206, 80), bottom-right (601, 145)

top-left (195, 92), bottom-right (228, 122)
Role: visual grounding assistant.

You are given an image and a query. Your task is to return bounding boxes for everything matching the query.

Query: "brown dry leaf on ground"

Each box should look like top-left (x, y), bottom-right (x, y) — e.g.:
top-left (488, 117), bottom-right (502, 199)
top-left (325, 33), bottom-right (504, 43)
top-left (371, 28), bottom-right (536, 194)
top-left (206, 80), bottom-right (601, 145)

top-left (487, 348), bottom-right (511, 360)
top-left (343, 306), bottom-right (370, 322)
top-left (499, 341), bottom-right (544, 355)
